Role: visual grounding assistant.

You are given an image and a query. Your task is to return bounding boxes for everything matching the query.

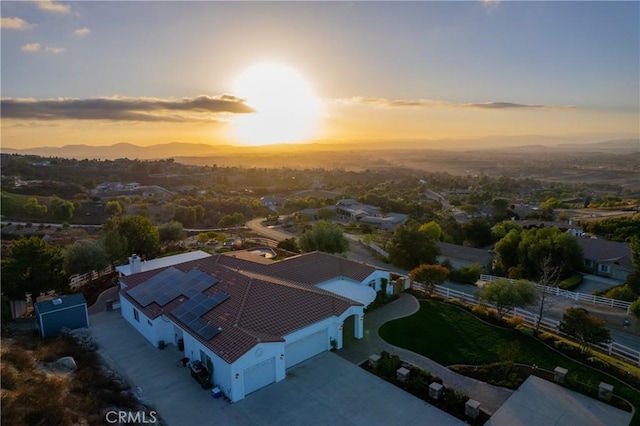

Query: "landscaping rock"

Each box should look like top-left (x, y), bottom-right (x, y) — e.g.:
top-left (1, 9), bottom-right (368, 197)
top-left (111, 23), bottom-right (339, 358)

top-left (56, 356), bottom-right (77, 371)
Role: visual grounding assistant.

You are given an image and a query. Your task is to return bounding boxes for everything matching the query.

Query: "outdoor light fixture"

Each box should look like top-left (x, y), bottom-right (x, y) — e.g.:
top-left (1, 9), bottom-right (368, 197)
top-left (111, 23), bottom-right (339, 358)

top-left (235, 373), bottom-right (239, 379)
top-left (280, 354), bottom-right (284, 360)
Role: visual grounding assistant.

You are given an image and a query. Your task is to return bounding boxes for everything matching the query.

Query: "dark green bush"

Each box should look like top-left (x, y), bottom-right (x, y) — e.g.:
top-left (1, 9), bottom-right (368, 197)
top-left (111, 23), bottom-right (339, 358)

top-left (559, 273), bottom-right (583, 290)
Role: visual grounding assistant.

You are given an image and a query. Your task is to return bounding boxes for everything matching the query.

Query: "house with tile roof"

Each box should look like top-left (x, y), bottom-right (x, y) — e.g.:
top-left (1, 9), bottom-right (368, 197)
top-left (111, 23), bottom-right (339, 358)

top-left (576, 237), bottom-right (634, 281)
top-left (118, 250), bottom-right (400, 402)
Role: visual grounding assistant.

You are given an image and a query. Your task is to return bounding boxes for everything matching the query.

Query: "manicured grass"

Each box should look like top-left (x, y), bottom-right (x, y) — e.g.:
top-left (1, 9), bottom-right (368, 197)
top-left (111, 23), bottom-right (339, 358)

top-left (380, 299), bottom-right (640, 423)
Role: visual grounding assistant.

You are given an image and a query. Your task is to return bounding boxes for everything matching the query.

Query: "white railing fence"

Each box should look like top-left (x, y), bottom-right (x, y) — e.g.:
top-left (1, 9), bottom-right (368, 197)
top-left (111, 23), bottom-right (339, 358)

top-left (69, 265), bottom-right (115, 290)
top-left (411, 282), bottom-right (640, 367)
top-left (479, 274), bottom-right (632, 313)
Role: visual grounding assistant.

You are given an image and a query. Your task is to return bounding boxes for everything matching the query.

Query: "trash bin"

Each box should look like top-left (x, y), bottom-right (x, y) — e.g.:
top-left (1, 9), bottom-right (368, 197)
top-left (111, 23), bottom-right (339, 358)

top-left (178, 338), bottom-right (184, 351)
top-left (158, 340), bottom-right (165, 349)
top-left (105, 300), bottom-right (113, 311)
top-left (200, 376), bottom-right (213, 390)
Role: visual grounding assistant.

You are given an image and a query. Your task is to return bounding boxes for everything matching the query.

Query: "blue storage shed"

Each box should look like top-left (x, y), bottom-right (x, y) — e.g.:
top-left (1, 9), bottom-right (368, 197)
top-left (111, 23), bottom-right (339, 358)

top-left (34, 294), bottom-right (89, 338)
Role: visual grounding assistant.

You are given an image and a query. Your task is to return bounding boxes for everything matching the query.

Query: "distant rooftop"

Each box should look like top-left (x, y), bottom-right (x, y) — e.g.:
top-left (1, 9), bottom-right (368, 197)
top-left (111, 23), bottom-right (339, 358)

top-left (116, 250), bottom-right (212, 276)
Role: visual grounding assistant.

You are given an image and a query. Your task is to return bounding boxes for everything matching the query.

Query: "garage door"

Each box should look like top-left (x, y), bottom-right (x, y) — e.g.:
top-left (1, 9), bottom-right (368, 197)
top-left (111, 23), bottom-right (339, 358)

top-left (243, 357), bottom-right (275, 396)
top-left (285, 329), bottom-right (328, 369)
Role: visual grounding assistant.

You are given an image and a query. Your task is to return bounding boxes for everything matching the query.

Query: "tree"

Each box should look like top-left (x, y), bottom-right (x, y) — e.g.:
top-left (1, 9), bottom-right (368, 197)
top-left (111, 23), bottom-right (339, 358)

top-left (24, 197), bottom-right (47, 216)
top-left (173, 205), bottom-right (197, 227)
top-left (387, 222), bottom-right (440, 270)
top-left (318, 208), bottom-right (336, 220)
top-left (103, 215), bottom-right (159, 259)
top-left (534, 256), bottom-right (562, 333)
top-left (479, 278), bottom-right (538, 319)
top-left (158, 221), bottom-right (185, 242)
top-left (299, 221), bottom-right (349, 254)
top-left (49, 196), bottom-right (75, 221)
top-left (494, 227), bottom-right (583, 280)
top-left (277, 237), bottom-right (301, 253)
top-left (104, 200), bottom-right (123, 216)
top-left (462, 218), bottom-right (493, 248)
top-left (418, 221), bottom-right (442, 241)
top-left (101, 226), bottom-right (128, 266)
top-left (1, 236), bottom-right (68, 301)
top-left (409, 264), bottom-right (450, 294)
top-left (630, 298), bottom-right (640, 319)
top-left (64, 240), bottom-right (108, 277)
top-left (559, 307), bottom-right (611, 353)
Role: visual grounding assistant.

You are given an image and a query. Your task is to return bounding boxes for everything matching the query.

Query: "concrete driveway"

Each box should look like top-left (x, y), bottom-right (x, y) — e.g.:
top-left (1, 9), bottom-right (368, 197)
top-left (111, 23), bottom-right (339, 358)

top-left (90, 310), bottom-right (464, 426)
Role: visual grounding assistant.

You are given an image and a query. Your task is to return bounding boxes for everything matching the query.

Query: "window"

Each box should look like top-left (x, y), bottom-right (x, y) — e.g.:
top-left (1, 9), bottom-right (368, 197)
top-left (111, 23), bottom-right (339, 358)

top-left (368, 280), bottom-right (376, 289)
top-left (147, 319), bottom-right (153, 327)
top-left (584, 259), bottom-right (593, 268)
top-left (133, 308), bottom-right (139, 322)
top-left (598, 264), bottom-right (610, 273)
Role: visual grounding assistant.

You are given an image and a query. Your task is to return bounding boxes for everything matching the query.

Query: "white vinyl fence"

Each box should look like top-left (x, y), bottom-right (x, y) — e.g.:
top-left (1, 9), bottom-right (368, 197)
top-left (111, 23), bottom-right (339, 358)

top-left (479, 274), bottom-right (632, 313)
top-left (412, 282), bottom-right (640, 367)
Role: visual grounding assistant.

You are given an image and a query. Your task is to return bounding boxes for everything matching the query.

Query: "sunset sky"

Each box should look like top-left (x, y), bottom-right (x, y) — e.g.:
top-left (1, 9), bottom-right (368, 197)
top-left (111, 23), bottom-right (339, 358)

top-left (1, 1), bottom-right (638, 149)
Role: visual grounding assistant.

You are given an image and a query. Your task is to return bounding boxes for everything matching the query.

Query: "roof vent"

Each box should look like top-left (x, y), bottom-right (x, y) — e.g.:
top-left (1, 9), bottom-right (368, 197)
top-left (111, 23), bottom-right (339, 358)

top-left (52, 298), bottom-right (63, 305)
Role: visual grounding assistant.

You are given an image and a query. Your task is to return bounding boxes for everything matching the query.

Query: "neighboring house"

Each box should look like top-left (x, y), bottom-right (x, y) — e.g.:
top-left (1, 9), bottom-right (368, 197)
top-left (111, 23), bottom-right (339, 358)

top-left (333, 199), bottom-right (407, 230)
top-left (260, 196), bottom-right (285, 209)
top-left (437, 242), bottom-right (494, 271)
top-left (34, 294), bottom-right (89, 338)
top-left (359, 213), bottom-right (409, 231)
top-left (577, 237), bottom-right (634, 281)
top-left (118, 251), bottom-right (402, 402)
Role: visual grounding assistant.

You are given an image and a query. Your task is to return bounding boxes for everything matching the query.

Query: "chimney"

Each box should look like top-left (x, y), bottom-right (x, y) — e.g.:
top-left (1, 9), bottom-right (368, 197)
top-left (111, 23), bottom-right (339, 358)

top-left (130, 254), bottom-right (142, 274)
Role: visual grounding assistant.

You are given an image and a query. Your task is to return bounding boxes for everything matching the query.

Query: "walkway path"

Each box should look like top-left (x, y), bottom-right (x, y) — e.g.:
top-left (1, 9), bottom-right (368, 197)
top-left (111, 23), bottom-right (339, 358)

top-left (87, 286), bottom-right (119, 316)
top-left (337, 292), bottom-right (513, 414)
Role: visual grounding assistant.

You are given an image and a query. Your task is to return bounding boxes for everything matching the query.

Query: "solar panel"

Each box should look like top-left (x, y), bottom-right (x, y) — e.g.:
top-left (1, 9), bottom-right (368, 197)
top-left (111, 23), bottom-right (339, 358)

top-left (180, 311), bottom-right (196, 324)
top-left (191, 304), bottom-right (208, 318)
top-left (199, 326), bottom-right (221, 340)
top-left (189, 317), bottom-right (207, 331)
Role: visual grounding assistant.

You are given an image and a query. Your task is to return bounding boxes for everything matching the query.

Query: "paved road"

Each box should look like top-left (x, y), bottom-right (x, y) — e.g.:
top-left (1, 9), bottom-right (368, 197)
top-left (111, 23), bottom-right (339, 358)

top-left (245, 218), bottom-right (295, 241)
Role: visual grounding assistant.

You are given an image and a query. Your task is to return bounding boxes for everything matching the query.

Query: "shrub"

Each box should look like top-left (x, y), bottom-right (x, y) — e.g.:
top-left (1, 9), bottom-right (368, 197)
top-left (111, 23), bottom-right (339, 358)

top-left (507, 315), bottom-right (525, 328)
top-left (605, 285), bottom-right (637, 302)
top-left (516, 324), bottom-right (534, 336)
top-left (378, 351), bottom-right (402, 379)
top-left (559, 273), bottom-right (583, 290)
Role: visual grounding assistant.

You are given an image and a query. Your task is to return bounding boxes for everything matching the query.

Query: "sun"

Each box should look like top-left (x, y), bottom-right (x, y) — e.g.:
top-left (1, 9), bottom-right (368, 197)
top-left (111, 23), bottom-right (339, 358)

top-left (231, 62), bottom-right (321, 146)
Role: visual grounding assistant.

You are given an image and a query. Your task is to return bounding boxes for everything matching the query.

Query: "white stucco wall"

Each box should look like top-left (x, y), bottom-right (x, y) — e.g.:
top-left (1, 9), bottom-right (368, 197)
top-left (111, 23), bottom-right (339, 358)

top-left (120, 297), bottom-right (163, 347)
top-left (361, 270), bottom-right (393, 295)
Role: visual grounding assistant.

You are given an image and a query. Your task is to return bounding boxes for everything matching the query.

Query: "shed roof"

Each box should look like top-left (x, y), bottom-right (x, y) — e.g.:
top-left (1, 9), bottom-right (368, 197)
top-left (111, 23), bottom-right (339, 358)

top-left (35, 293), bottom-right (87, 315)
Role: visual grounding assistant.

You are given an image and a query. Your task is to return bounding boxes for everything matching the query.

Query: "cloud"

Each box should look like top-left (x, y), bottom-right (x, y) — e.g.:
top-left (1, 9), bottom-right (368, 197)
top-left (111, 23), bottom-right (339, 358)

top-left (73, 27), bottom-right (90, 36)
top-left (37, 0), bottom-right (71, 14)
top-left (463, 102), bottom-right (544, 109)
top-left (335, 97), bottom-right (571, 110)
top-left (1, 95), bottom-right (255, 123)
top-left (21, 43), bottom-right (65, 54)
top-left (481, 0), bottom-right (501, 12)
top-left (45, 46), bottom-right (65, 54)
top-left (1, 17), bottom-right (35, 30)
top-left (21, 43), bottom-right (42, 52)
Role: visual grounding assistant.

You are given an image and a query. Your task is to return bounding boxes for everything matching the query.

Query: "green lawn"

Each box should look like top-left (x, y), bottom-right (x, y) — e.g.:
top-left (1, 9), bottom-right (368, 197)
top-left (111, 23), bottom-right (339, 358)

top-left (379, 299), bottom-right (640, 423)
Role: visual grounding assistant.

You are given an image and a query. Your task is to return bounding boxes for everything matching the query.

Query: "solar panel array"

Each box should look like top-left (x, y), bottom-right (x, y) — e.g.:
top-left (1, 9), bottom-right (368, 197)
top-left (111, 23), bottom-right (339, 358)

top-left (171, 292), bottom-right (229, 340)
top-left (127, 266), bottom-right (228, 341)
top-left (128, 267), bottom-right (219, 308)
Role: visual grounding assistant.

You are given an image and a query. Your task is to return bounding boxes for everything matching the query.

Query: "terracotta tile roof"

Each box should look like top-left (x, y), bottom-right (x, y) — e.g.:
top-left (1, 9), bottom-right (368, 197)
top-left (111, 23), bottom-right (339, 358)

top-left (264, 251), bottom-right (379, 285)
top-left (120, 252), bottom-right (366, 363)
